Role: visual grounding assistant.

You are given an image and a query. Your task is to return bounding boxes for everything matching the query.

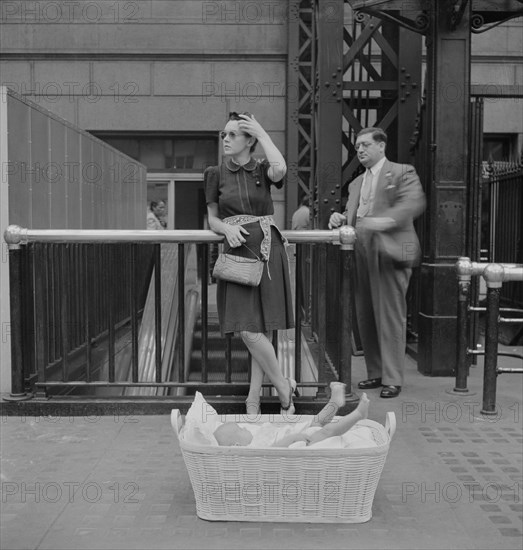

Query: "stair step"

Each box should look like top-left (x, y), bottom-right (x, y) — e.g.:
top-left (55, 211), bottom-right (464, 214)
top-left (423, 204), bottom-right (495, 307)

top-left (187, 311), bottom-right (251, 391)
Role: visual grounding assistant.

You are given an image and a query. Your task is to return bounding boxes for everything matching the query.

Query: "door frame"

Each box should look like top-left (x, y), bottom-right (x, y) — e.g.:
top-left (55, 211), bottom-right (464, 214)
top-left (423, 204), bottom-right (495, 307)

top-left (147, 172), bottom-right (203, 229)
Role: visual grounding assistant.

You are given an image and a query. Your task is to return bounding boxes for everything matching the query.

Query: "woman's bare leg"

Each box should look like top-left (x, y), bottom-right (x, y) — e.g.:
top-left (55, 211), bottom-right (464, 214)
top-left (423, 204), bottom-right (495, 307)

top-left (240, 331), bottom-right (293, 409)
top-left (246, 356), bottom-right (264, 415)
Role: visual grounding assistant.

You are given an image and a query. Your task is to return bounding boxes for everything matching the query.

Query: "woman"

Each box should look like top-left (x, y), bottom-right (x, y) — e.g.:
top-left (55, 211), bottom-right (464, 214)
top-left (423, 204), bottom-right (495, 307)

top-left (204, 112), bottom-right (296, 416)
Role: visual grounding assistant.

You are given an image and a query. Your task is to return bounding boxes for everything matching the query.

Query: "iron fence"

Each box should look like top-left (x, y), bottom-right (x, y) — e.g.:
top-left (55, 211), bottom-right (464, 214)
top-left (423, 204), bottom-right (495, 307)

top-left (4, 226), bottom-right (356, 410)
top-left (484, 160), bottom-right (523, 308)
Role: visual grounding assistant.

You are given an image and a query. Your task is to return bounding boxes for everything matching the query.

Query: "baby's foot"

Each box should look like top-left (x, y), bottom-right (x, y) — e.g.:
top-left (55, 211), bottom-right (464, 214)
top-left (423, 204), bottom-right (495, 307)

top-left (355, 392), bottom-right (370, 421)
top-left (329, 382), bottom-right (346, 408)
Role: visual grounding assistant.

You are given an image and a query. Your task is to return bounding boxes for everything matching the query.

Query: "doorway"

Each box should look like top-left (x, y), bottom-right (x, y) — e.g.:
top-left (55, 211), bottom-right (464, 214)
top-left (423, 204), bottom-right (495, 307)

top-left (147, 174), bottom-right (205, 230)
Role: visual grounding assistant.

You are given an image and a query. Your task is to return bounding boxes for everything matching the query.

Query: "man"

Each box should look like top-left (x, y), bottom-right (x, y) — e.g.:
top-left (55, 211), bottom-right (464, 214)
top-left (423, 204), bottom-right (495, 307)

top-left (329, 128), bottom-right (425, 398)
top-left (291, 195), bottom-right (311, 230)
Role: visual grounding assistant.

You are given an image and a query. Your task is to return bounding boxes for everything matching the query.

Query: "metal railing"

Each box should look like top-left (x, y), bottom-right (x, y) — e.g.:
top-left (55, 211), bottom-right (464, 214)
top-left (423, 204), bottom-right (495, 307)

top-left (454, 257), bottom-right (523, 414)
top-left (484, 159), bottom-right (523, 308)
top-left (4, 225), bottom-right (356, 407)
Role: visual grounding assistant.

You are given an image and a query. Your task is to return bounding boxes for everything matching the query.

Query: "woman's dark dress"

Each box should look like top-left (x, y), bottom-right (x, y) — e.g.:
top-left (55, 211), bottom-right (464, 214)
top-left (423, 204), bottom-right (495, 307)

top-left (204, 157), bottom-right (295, 335)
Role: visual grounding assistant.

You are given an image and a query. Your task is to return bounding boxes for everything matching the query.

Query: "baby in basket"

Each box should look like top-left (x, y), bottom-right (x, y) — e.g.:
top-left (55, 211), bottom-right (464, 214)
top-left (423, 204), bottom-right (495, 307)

top-left (213, 383), bottom-right (370, 448)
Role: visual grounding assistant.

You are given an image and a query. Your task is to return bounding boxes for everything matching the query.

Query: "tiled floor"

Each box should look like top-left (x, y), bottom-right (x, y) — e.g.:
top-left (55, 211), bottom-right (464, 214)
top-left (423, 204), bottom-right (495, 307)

top-left (1, 347), bottom-right (522, 550)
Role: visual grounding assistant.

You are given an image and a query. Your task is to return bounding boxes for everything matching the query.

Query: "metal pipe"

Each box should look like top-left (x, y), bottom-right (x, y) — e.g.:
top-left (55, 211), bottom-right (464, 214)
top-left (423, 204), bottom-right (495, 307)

top-left (130, 244), bottom-right (139, 383)
top-left (497, 367), bottom-right (523, 374)
top-left (452, 256), bottom-right (489, 392)
top-left (35, 245), bottom-right (48, 397)
top-left (154, 244), bottom-right (162, 383)
top-left (482, 284), bottom-right (501, 415)
top-left (4, 225), bottom-right (356, 246)
top-left (454, 277), bottom-right (471, 392)
top-left (177, 244), bottom-right (185, 384)
top-left (107, 245), bottom-right (116, 383)
top-left (294, 243), bottom-right (303, 383)
top-left (60, 246), bottom-right (70, 382)
top-left (481, 263), bottom-right (505, 415)
top-left (34, 381), bottom-right (330, 388)
top-left (316, 242), bottom-right (328, 397)
top-left (338, 240), bottom-right (353, 387)
top-left (5, 244), bottom-right (28, 400)
top-left (84, 245), bottom-right (92, 383)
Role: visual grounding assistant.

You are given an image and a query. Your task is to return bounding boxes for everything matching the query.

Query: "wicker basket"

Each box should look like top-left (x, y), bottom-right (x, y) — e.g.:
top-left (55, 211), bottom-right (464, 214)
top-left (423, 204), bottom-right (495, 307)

top-left (171, 411), bottom-right (396, 523)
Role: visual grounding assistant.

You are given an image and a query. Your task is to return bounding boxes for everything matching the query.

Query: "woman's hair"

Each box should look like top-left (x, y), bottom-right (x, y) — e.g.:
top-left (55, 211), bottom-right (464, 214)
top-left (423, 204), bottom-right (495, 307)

top-left (228, 111), bottom-right (258, 153)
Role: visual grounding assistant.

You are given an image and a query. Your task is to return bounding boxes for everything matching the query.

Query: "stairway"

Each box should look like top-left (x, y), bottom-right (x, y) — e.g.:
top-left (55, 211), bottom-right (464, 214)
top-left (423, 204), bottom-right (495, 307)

top-left (186, 297), bottom-right (251, 396)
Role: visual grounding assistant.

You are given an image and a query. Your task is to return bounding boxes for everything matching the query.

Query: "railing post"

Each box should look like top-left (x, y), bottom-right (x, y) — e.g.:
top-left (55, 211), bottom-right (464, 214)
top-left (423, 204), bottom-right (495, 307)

top-left (481, 263), bottom-right (503, 415)
top-left (316, 242), bottom-right (327, 397)
top-left (453, 257), bottom-right (472, 393)
top-left (294, 242), bottom-right (303, 381)
top-left (3, 226), bottom-right (32, 401)
top-left (338, 226), bottom-right (356, 393)
top-left (177, 243), bottom-right (185, 383)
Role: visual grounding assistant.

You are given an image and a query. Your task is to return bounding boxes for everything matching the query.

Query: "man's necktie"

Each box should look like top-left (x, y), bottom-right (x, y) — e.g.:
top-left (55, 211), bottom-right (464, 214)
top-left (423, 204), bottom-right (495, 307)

top-left (358, 169), bottom-right (372, 218)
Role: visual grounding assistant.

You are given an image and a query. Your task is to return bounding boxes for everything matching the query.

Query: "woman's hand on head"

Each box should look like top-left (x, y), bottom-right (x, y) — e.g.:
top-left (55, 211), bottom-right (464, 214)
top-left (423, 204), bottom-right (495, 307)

top-left (238, 114), bottom-right (266, 140)
top-left (224, 225), bottom-right (249, 248)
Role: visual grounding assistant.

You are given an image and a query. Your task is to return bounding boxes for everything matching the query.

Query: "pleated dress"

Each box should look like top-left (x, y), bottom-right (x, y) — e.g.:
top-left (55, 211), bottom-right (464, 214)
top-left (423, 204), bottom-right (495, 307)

top-left (204, 157), bottom-right (295, 335)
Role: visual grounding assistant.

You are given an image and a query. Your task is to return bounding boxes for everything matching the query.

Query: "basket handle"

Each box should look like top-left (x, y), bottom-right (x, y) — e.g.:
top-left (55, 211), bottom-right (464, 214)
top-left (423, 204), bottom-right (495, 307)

top-left (385, 411), bottom-right (396, 440)
top-left (171, 409), bottom-right (184, 439)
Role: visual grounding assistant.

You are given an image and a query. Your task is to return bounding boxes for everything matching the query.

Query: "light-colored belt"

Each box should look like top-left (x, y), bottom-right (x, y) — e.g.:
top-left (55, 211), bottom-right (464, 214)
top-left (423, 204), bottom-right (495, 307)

top-left (223, 214), bottom-right (286, 262)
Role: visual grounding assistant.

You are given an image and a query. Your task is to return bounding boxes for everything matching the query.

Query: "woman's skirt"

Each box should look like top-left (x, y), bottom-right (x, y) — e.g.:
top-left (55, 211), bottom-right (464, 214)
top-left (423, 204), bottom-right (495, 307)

top-left (216, 222), bottom-right (295, 334)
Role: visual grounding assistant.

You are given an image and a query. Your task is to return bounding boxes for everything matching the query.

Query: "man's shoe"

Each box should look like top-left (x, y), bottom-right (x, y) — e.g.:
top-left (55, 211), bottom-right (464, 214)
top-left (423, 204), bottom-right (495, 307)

top-left (380, 385), bottom-right (401, 398)
top-left (358, 378), bottom-right (382, 390)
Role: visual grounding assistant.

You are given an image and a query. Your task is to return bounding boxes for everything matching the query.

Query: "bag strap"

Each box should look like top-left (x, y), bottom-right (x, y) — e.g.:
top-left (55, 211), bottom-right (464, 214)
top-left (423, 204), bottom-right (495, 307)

top-left (238, 243), bottom-right (262, 261)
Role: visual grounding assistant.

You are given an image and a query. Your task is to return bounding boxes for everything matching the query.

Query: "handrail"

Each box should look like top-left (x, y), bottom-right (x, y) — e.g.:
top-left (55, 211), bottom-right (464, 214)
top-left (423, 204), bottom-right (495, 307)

top-left (3, 224), bottom-right (357, 407)
top-left (482, 263), bottom-right (523, 287)
top-left (4, 225), bottom-right (356, 247)
top-left (454, 257), bottom-right (523, 414)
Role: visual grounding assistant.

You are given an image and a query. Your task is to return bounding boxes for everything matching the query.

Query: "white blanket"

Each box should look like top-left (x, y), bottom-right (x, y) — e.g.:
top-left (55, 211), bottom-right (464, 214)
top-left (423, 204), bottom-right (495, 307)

top-left (180, 392), bottom-right (377, 449)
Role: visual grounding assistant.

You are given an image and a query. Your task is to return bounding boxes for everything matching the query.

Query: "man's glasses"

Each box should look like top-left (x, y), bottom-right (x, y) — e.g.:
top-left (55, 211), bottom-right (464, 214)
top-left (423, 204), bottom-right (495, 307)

top-left (220, 131), bottom-right (247, 140)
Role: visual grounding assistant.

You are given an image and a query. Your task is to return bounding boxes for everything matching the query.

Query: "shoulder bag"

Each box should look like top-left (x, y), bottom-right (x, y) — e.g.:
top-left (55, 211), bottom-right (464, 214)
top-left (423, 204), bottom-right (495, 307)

top-left (212, 244), bottom-right (264, 287)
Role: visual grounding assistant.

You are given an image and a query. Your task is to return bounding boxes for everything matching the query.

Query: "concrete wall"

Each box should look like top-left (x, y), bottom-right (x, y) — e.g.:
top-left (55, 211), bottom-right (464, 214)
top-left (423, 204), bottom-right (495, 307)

top-left (471, 20), bottom-right (523, 150)
top-left (0, 87), bottom-right (147, 394)
top-left (0, 0), bottom-right (290, 223)
top-left (5, 89), bottom-right (147, 230)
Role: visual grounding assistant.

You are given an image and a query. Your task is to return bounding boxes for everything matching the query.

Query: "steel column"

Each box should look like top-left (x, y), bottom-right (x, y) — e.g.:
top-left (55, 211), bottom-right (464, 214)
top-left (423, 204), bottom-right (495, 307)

top-left (417, 3), bottom-right (472, 376)
top-left (286, 0), bottom-right (316, 226)
top-left (315, 0), bottom-right (344, 228)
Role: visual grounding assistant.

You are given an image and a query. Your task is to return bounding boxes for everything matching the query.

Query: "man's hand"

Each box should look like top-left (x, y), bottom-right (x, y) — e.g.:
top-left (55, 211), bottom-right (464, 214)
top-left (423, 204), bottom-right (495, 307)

top-left (357, 217), bottom-right (396, 232)
top-left (328, 212), bottom-right (347, 229)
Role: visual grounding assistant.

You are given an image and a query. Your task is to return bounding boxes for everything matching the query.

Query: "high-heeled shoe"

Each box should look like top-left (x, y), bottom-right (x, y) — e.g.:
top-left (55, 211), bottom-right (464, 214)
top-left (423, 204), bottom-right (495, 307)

top-left (245, 398), bottom-right (261, 416)
top-left (280, 378), bottom-right (299, 416)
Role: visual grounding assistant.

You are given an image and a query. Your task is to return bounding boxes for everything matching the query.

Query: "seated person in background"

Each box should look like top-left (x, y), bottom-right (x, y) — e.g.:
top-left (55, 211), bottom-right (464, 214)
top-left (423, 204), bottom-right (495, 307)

top-left (213, 382), bottom-right (370, 448)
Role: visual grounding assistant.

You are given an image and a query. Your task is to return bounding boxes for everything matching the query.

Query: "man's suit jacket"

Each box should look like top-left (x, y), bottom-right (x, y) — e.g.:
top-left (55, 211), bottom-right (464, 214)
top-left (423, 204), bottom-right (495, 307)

top-left (344, 159), bottom-right (426, 267)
